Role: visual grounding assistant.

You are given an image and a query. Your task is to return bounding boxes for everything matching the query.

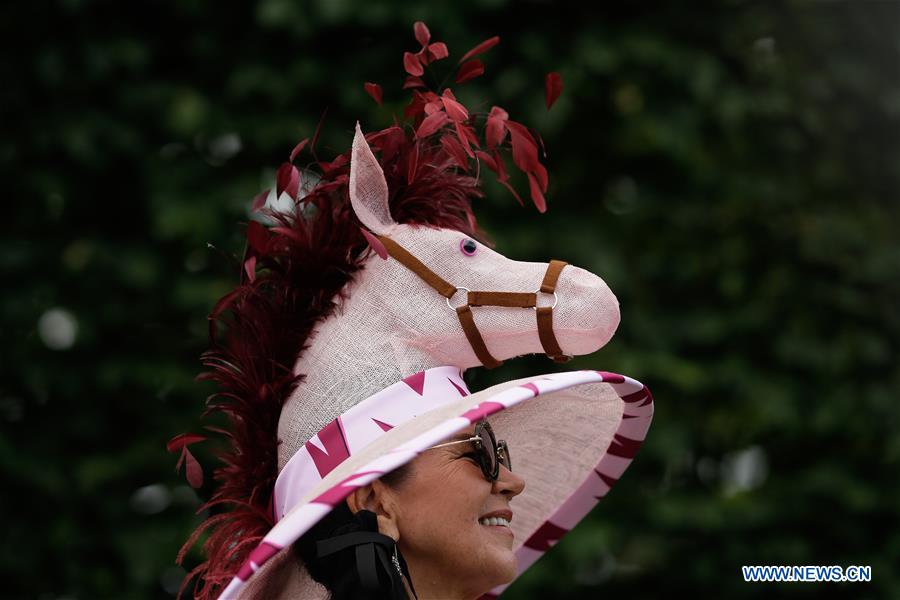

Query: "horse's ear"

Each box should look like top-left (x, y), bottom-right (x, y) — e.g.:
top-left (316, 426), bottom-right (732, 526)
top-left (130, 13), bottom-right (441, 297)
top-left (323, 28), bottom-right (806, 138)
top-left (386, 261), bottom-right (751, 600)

top-left (350, 121), bottom-right (396, 234)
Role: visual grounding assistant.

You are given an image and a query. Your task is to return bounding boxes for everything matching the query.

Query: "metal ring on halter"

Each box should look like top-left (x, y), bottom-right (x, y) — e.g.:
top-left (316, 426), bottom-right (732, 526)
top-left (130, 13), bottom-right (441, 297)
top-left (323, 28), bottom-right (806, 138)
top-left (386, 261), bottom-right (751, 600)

top-left (446, 287), bottom-right (471, 310)
top-left (532, 290), bottom-right (559, 310)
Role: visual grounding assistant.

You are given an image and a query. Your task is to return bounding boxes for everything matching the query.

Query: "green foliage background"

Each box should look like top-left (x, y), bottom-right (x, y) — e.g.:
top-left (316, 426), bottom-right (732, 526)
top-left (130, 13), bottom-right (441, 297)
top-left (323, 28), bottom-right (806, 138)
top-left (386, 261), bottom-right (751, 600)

top-left (3, 1), bottom-right (898, 598)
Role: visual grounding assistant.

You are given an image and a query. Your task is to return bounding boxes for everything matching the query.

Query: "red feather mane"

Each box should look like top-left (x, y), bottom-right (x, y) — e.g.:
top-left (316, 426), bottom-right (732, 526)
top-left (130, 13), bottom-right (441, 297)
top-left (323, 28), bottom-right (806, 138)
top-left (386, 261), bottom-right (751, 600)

top-left (174, 21), bottom-right (560, 600)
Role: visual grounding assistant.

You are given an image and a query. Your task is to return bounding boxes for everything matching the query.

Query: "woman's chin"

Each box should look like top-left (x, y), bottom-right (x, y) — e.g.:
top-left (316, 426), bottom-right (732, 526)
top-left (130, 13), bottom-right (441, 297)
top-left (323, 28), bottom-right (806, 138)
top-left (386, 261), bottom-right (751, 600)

top-left (482, 544), bottom-right (518, 586)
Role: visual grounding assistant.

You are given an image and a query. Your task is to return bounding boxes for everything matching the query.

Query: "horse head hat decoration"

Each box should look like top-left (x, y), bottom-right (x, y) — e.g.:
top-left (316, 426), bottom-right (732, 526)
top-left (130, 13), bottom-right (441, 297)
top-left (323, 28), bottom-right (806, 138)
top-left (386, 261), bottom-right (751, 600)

top-left (278, 123), bottom-right (622, 471)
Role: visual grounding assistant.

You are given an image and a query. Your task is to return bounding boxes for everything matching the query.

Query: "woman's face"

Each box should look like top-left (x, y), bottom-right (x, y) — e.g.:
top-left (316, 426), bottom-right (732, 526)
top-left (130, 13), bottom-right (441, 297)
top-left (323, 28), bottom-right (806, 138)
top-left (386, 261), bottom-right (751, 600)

top-left (388, 421), bottom-right (526, 599)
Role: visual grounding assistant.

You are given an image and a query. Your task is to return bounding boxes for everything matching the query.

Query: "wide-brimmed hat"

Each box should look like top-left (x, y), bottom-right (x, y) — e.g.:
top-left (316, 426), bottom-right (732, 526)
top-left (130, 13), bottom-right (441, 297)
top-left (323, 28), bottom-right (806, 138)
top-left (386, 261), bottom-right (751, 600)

top-left (222, 365), bottom-right (653, 599)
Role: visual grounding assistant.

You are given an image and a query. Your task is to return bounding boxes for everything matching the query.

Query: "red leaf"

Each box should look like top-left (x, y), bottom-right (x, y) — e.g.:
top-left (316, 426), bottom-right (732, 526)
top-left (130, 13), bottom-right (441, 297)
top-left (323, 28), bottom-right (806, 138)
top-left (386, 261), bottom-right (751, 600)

top-left (363, 82), bottom-right (383, 106)
top-left (475, 150), bottom-right (498, 173)
top-left (318, 154), bottom-right (348, 175)
top-left (533, 162), bottom-right (548, 193)
top-left (250, 188), bottom-right (269, 212)
top-left (545, 72), bottom-right (563, 109)
top-left (364, 128), bottom-right (389, 145)
top-left (455, 59), bottom-right (484, 83)
top-left (499, 179), bottom-right (525, 207)
top-left (415, 111), bottom-right (449, 138)
top-left (404, 91), bottom-right (428, 119)
top-left (183, 447), bottom-right (204, 488)
top-left (459, 35), bottom-right (500, 63)
top-left (417, 46), bottom-right (432, 67)
top-left (378, 126), bottom-right (406, 163)
top-left (527, 172), bottom-right (547, 212)
top-left (427, 42), bottom-right (449, 61)
top-left (247, 220), bottom-right (270, 253)
top-left (489, 106), bottom-right (509, 120)
top-left (360, 227), bottom-right (388, 259)
top-left (423, 100), bottom-right (443, 115)
top-left (167, 433), bottom-right (207, 453)
top-left (414, 21), bottom-right (430, 47)
top-left (407, 140), bottom-right (420, 184)
top-left (492, 150), bottom-right (509, 180)
top-left (441, 91), bottom-right (469, 122)
top-left (486, 106), bottom-right (509, 149)
top-left (403, 52), bottom-right (424, 76)
top-left (454, 121), bottom-right (474, 158)
top-left (506, 121), bottom-right (540, 173)
top-left (289, 138), bottom-right (309, 162)
top-left (441, 134), bottom-right (470, 171)
top-left (403, 76), bottom-right (426, 89)
top-left (275, 162), bottom-right (300, 199)
top-left (243, 256), bottom-right (257, 283)
top-left (459, 122), bottom-right (479, 146)
top-left (535, 130), bottom-right (547, 158)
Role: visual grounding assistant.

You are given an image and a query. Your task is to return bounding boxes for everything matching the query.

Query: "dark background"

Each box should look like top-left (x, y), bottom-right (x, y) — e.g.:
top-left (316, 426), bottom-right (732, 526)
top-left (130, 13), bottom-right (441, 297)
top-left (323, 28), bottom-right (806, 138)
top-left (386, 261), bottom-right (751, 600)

top-left (3, 1), bottom-right (898, 598)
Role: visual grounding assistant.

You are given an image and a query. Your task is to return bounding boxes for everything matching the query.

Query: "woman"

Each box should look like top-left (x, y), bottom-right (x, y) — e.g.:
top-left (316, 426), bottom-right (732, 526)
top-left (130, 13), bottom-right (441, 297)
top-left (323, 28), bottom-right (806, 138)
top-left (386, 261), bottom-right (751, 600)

top-left (293, 419), bottom-right (526, 599)
top-left (199, 362), bottom-right (652, 600)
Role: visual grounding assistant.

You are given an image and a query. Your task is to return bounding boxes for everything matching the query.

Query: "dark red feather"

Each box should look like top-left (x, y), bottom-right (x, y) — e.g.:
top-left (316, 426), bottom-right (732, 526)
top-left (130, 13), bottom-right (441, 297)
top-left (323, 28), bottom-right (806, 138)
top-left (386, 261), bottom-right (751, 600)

top-left (407, 140), bottom-right (419, 184)
top-left (246, 221), bottom-right (270, 254)
top-left (441, 134), bottom-right (470, 171)
top-left (250, 189), bottom-right (269, 213)
top-left (275, 163), bottom-right (300, 199)
top-left (167, 432), bottom-right (207, 453)
top-left (289, 138), bottom-right (309, 162)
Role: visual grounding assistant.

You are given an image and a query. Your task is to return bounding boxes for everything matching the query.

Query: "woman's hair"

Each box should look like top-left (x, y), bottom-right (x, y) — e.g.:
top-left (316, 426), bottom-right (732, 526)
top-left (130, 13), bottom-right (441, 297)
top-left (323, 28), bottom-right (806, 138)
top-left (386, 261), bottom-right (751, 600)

top-left (291, 464), bottom-right (413, 599)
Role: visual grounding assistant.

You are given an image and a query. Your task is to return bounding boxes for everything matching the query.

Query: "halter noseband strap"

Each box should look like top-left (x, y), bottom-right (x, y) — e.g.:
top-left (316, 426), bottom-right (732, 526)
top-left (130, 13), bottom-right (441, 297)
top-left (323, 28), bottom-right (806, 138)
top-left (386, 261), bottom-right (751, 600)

top-left (376, 234), bottom-right (573, 369)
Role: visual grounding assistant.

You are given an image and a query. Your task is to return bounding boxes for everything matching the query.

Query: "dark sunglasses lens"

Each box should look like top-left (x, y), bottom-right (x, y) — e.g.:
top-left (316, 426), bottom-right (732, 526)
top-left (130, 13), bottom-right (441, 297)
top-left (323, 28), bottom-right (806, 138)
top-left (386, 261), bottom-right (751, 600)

top-left (498, 440), bottom-right (511, 471)
top-left (477, 422), bottom-right (499, 479)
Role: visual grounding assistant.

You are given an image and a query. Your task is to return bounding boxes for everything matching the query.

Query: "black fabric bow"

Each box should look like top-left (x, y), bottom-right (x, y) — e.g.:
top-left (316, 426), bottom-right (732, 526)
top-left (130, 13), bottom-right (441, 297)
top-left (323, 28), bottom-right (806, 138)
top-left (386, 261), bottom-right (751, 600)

top-left (316, 509), bottom-right (418, 600)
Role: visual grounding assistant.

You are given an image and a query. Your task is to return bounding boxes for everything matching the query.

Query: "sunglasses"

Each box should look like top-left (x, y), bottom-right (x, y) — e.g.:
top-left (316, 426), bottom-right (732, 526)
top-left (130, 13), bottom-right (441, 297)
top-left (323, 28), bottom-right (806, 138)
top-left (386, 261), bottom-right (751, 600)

top-left (427, 420), bottom-right (511, 481)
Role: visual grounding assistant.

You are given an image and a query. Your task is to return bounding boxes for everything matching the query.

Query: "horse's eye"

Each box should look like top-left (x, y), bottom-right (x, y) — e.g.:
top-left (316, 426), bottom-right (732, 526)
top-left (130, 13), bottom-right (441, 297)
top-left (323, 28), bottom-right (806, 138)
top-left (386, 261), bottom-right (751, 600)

top-left (460, 238), bottom-right (478, 256)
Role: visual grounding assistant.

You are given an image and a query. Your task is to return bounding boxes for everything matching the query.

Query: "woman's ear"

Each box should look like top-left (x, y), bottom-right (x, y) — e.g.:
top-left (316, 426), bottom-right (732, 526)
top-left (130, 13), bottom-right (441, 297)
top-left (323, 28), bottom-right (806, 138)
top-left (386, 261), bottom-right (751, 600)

top-left (345, 480), bottom-right (401, 542)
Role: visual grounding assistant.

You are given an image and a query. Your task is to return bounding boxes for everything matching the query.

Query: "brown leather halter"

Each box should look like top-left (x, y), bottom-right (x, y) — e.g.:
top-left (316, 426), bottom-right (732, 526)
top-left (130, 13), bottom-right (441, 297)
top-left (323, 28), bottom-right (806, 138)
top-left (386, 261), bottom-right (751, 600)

top-left (377, 234), bottom-right (573, 369)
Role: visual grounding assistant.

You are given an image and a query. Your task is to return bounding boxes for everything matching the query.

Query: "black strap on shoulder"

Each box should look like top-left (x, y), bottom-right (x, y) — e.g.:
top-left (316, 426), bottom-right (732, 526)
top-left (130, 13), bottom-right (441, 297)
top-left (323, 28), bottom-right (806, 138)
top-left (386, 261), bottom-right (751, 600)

top-left (315, 523), bottom-right (418, 599)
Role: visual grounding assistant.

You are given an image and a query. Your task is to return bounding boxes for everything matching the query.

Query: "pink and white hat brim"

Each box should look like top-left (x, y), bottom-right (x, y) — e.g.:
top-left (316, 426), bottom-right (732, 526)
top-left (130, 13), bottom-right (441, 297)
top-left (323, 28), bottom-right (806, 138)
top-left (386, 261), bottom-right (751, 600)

top-left (222, 367), bottom-right (653, 599)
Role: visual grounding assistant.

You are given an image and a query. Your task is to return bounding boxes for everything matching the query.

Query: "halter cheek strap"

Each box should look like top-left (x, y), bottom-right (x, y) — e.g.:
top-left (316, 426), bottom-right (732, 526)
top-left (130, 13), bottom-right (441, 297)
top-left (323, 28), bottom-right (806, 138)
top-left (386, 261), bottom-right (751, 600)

top-left (376, 234), bottom-right (572, 369)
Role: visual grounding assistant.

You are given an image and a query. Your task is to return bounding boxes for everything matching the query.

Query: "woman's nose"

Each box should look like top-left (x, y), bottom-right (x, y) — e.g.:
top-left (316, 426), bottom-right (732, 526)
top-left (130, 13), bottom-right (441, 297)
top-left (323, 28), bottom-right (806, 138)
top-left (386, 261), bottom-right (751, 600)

top-left (494, 465), bottom-right (525, 498)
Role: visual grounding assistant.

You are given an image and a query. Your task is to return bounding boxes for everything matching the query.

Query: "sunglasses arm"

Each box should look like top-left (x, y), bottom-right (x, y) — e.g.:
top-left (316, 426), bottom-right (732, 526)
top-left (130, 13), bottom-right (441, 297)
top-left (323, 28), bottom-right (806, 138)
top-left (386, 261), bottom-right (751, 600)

top-left (427, 437), bottom-right (482, 451)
